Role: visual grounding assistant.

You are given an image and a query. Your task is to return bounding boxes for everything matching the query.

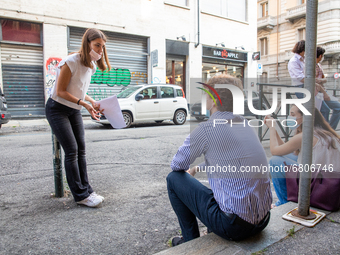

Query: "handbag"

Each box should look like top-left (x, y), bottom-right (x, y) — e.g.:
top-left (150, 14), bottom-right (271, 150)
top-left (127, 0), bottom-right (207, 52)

top-left (285, 164), bottom-right (340, 211)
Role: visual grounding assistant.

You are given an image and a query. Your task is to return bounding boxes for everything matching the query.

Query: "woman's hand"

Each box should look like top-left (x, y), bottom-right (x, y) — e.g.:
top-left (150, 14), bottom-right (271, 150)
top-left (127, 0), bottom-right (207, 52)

top-left (91, 101), bottom-right (104, 114)
top-left (84, 103), bottom-right (100, 121)
top-left (316, 83), bottom-right (330, 101)
top-left (264, 115), bottom-right (276, 129)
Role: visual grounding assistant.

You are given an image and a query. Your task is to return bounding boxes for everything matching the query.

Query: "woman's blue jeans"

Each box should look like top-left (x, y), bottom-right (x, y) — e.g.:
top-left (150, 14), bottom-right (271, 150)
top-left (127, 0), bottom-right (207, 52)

top-left (320, 100), bottom-right (340, 130)
top-left (46, 98), bottom-right (93, 202)
top-left (269, 153), bottom-right (298, 206)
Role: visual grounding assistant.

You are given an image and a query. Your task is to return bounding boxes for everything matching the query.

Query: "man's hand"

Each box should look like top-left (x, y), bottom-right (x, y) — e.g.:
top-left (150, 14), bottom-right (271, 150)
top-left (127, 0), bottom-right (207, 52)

top-left (186, 166), bottom-right (198, 177)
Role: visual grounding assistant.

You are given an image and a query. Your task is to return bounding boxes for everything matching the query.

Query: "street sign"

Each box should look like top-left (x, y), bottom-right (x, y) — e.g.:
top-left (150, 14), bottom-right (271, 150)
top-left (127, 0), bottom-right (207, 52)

top-left (257, 63), bottom-right (263, 75)
top-left (151, 49), bottom-right (158, 67)
top-left (252, 51), bottom-right (261, 61)
top-left (334, 72), bottom-right (339, 79)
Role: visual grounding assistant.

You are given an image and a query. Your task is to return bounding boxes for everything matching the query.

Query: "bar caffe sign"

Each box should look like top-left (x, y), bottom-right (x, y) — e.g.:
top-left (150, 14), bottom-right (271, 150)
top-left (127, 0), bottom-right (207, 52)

top-left (214, 49), bottom-right (238, 59)
top-left (203, 46), bottom-right (247, 62)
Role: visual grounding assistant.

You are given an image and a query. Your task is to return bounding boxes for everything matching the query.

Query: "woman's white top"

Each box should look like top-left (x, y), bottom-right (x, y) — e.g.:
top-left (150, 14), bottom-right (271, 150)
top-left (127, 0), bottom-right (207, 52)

top-left (298, 133), bottom-right (340, 172)
top-left (51, 53), bottom-right (96, 110)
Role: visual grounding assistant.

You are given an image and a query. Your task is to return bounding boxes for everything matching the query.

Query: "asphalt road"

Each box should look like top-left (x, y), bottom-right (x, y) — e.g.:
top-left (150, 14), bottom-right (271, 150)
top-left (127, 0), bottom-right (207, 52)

top-left (0, 121), bottom-right (213, 255)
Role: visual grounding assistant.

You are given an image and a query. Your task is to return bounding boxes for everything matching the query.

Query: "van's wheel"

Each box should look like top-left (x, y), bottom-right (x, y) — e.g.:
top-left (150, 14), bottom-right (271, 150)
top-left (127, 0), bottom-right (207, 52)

top-left (122, 111), bottom-right (132, 128)
top-left (173, 110), bottom-right (186, 125)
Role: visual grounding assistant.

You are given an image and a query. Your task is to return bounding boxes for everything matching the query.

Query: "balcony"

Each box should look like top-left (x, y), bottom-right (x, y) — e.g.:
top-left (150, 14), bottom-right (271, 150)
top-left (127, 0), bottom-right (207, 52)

top-left (320, 40), bottom-right (340, 55)
top-left (286, 4), bottom-right (306, 22)
top-left (257, 15), bottom-right (276, 31)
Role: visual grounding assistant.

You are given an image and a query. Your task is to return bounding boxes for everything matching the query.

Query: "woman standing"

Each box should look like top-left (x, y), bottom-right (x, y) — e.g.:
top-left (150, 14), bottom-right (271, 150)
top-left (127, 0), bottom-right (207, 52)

top-left (46, 28), bottom-right (111, 207)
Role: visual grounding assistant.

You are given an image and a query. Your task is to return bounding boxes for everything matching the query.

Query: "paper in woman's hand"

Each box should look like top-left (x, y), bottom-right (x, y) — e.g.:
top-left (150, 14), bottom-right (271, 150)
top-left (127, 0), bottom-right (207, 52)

top-left (98, 95), bottom-right (126, 129)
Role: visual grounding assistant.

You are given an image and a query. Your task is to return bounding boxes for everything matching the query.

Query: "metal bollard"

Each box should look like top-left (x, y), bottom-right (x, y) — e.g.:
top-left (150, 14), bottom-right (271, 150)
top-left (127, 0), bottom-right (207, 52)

top-left (52, 132), bottom-right (64, 197)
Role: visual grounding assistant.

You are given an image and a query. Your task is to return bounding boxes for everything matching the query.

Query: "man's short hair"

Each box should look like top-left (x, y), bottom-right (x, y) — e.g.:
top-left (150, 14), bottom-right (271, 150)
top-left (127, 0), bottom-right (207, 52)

top-left (206, 74), bottom-right (243, 112)
top-left (292, 40), bottom-right (305, 54)
top-left (317, 46), bottom-right (325, 58)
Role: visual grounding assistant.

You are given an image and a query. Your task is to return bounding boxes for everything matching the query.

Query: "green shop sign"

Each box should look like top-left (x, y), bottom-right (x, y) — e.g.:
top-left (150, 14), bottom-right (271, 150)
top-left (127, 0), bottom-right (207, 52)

top-left (91, 68), bottom-right (131, 86)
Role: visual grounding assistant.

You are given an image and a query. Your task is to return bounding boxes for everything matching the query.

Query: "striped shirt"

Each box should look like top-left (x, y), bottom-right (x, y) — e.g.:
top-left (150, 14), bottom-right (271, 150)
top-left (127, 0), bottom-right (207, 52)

top-left (171, 111), bottom-right (272, 224)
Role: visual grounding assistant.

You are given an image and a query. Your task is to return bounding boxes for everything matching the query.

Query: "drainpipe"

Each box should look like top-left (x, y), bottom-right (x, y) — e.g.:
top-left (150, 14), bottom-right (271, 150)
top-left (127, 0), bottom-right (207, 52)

top-left (195, 0), bottom-right (200, 48)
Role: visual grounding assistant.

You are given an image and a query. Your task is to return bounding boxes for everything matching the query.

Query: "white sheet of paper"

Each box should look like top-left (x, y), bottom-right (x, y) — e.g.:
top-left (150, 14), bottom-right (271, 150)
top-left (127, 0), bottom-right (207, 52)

top-left (98, 95), bottom-right (126, 129)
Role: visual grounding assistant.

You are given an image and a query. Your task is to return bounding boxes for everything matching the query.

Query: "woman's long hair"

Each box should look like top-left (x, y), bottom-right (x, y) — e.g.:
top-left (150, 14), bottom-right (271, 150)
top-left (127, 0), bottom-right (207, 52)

top-left (79, 28), bottom-right (111, 72)
top-left (295, 106), bottom-right (340, 154)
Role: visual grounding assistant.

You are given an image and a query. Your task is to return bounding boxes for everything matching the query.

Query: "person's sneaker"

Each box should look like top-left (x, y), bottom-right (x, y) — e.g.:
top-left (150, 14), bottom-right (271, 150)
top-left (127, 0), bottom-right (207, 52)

top-left (77, 194), bottom-right (102, 207)
top-left (92, 192), bottom-right (104, 202)
top-left (171, 236), bottom-right (185, 247)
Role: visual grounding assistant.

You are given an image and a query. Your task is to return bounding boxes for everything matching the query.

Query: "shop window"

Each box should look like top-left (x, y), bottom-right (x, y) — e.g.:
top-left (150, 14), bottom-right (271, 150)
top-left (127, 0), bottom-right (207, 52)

top-left (1, 19), bottom-right (42, 44)
top-left (260, 38), bottom-right (268, 56)
top-left (260, 2), bottom-right (268, 17)
top-left (166, 59), bottom-right (186, 95)
top-left (202, 63), bottom-right (244, 83)
top-left (298, 28), bottom-right (306, 41)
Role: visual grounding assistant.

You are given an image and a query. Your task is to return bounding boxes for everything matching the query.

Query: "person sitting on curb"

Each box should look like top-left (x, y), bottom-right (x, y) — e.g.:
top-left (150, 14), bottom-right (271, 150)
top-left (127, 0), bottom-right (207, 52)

top-left (166, 74), bottom-right (272, 246)
top-left (265, 105), bottom-right (340, 207)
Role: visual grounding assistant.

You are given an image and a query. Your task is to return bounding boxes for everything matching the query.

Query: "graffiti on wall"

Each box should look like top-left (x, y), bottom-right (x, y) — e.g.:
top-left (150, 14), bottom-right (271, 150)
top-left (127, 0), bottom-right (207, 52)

top-left (131, 71), bottom-right (147, 85)
top-left (91, 68), bottom-right (147, 86)
top-left (45, 57), bottom-right (62, 97)
top-left (91, 68), bottom-right (131, 86)
top-left (88, 68), bottom-right (147, 100)
top-left (43, 60), bottom-right (148, 100)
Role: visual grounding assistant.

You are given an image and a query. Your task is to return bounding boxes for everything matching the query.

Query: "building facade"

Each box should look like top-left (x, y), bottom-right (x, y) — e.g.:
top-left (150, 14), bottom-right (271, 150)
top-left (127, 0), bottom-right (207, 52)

top-left (257, 0), bottom-right (340, 85)
top-left (0, 0), bottom-right (258, 117)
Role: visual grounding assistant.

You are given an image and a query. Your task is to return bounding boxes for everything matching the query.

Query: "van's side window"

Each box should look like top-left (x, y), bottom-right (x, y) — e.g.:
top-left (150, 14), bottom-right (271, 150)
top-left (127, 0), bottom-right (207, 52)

top-left (161, 87), bottom-right (175, 98)
top-left (176, 89), bottom-right (183, 97)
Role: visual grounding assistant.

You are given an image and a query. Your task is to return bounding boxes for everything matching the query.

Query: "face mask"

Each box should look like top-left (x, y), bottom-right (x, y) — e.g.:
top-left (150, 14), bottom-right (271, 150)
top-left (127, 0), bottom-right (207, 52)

top-left (89, 49), bottom-right (102, 61)
top-left (208, 104), bottom-right (215, 113)
top-left (286, 116), bottom-right (301, 130)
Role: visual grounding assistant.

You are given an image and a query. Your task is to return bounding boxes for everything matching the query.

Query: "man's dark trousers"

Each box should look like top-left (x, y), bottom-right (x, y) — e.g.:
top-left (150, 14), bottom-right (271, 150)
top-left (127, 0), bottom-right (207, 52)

top-left (167, 171), bottom-right (270, 242)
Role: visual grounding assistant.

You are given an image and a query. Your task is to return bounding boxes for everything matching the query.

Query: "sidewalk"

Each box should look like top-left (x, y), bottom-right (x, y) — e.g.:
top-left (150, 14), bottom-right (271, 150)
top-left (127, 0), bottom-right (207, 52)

top-left (156, 203), bottom-right (340, 255)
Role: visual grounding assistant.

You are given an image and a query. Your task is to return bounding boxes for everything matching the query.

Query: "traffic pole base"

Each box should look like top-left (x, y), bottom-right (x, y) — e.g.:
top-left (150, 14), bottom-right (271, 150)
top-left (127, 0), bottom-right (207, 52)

top-left (282, 207), bottom-right (326, 227)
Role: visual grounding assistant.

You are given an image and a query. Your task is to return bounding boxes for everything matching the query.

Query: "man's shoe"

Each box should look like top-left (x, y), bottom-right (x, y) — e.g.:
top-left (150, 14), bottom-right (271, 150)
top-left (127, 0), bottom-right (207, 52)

top-left (92, 192), bottom-right (104, 202)
top-left (171, 236), bottom-right (185, 247)
top-left (77, 194), bottom-right (102, 207)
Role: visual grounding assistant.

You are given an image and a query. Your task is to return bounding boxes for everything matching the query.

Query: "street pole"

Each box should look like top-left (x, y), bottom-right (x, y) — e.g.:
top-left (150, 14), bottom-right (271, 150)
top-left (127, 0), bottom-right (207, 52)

top-left (52, 132), bottom-right (64, 197)
top-left (294, 0), bottom-right (318, 218)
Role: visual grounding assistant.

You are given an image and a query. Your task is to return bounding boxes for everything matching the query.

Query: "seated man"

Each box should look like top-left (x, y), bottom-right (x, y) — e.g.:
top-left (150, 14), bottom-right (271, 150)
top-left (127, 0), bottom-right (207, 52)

top-left (167, 74), bottom-right (272, 245)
